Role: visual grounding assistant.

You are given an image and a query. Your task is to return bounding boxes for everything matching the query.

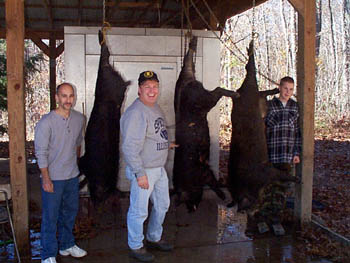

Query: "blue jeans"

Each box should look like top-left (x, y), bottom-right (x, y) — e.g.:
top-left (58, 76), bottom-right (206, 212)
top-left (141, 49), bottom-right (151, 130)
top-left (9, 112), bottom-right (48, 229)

top-left (41, 177), bottom-right (79, 260)
top-left (126, 166), bottom-right (170, 250)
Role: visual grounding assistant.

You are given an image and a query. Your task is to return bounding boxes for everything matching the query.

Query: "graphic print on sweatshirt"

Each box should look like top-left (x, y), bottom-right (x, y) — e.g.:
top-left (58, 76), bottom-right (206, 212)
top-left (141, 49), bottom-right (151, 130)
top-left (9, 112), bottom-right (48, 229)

top-left (154, 117), bottom-right (169, 151)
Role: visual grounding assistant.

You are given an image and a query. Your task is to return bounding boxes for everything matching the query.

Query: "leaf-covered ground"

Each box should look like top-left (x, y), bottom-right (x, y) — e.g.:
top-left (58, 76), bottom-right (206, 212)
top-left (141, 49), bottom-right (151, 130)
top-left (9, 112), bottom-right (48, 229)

top-left (219, 118), bottom-right (350, 262)
top-left (313, 122), bottom-right (350, 241)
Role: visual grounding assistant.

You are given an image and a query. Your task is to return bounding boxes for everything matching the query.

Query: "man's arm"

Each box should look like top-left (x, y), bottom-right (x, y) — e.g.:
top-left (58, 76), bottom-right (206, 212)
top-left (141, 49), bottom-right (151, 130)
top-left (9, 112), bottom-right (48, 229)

top-left (121, 109), bottom-right (149, 189)
top-left (293, 104), bottom-right (302, 164)
top-left (77, 146), bottom-right (81, 159)
top-left (35, 119), bottom-right (54, 192)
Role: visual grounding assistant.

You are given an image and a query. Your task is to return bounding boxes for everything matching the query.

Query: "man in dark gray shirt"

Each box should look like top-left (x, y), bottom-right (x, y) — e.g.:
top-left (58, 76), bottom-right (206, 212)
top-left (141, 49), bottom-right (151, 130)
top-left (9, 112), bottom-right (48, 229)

top-left (35, 83), bottom-right (87, 263)
top-left (121, 71), bottom-right (173, 262)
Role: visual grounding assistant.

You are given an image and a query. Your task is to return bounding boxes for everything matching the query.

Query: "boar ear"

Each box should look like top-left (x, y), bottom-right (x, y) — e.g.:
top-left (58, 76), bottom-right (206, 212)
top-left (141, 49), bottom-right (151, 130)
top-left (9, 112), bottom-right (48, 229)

top-left (125, 81), bottom-right (132, 87)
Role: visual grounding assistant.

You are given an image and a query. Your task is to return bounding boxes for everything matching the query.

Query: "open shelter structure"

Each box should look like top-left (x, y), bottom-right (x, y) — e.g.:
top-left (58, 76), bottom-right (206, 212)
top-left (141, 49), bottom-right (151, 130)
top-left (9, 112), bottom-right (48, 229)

top-left (0, 0), bottom-right (315, 255)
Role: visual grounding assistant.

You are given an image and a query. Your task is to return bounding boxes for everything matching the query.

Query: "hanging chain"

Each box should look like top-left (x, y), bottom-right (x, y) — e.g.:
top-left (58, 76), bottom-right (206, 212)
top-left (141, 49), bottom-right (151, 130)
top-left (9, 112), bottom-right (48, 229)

top-left (188, 0), bottom-right (279, 86)
top-left (252, 0), bottom-right (256, 39)
top-left (181, 0), bottom-right (184, 67)
top-left (103, 0), bottom-right (106, 23)
top-left (251, 0), bottom-right (259, 41)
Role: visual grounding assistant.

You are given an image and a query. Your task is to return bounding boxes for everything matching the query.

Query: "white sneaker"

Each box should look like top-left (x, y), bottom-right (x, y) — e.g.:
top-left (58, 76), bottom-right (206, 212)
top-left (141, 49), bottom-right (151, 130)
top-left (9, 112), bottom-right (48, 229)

top-left (41, 257), bottom-right (57, 263)
top-left (59, 245), bottom-right (87, 258)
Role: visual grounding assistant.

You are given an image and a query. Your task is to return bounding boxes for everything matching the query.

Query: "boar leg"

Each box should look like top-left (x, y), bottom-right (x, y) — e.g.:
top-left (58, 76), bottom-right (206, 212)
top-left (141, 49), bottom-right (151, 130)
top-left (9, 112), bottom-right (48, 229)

top-left (259, 88), bottom-right (279, 98)
top-left (202, 167), bottom-right (226, 201)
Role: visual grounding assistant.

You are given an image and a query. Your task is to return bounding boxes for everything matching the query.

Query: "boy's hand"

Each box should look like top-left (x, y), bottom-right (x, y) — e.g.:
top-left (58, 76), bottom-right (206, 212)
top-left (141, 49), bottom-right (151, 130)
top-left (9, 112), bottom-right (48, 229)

top-left (293, 155), bottom-right (300, 164)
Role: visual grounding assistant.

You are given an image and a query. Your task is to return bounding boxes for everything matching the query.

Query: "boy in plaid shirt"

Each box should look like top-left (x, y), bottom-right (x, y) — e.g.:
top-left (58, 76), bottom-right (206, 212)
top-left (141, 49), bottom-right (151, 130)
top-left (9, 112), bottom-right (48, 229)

top-left (265, 76), bottom-right (301, 171)
top-left (260, 76), bottom-right (301, 234)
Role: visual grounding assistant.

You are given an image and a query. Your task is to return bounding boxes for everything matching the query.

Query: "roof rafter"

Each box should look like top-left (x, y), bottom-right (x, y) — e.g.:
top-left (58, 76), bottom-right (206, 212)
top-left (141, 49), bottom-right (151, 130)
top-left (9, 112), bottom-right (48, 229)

top-left (41, 0), bottom-right (53, 28)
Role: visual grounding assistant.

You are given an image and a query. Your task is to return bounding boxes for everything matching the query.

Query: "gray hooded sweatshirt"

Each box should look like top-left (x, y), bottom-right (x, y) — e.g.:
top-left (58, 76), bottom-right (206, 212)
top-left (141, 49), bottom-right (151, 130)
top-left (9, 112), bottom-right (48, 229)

top-left (120, 98), bottom-right (169, 178)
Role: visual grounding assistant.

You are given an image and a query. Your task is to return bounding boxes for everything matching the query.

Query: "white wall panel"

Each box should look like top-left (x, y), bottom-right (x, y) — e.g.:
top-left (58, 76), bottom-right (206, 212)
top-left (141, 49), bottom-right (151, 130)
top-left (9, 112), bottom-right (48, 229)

top-left (203, 38), bottom-right (222, 178)
top-left (126, 36), bottom-right (166, 56)
top-left (64, 27), bottom-right (221, 192)
top-left (65, 34), bottom-right (85, 114)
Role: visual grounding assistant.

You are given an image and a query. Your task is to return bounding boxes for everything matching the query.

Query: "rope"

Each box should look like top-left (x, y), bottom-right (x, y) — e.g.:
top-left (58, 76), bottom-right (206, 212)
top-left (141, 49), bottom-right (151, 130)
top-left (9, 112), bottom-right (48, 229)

top-left (100, 21), bottom-right (111, 45)
top-left (181, 0), bottom-right (193, 34)
top-left (189, 0), bottom-right (279, 86)
top-left (187, 0), bottom-right (192, 35)
top-left (181, 2), bottom-right (184, 66)
top-left (252, 0), bottom-right (256, 41)
top-left (103, 0), bottom-right (106, 24)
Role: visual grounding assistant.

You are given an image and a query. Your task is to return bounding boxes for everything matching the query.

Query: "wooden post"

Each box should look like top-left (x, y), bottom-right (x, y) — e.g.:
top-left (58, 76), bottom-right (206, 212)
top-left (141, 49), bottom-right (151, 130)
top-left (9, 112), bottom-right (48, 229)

top-left (5, 0), bottom-right (30, 253)
top-left (293, 0), bottom-right (316, 224)
top-left (49, 34), bottom-right (57, 110)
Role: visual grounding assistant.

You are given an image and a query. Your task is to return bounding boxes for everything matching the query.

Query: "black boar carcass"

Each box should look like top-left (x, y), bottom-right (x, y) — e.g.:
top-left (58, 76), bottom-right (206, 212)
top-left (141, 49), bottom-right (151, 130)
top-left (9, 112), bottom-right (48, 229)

top-left (173, 36), bottom-right (240, 212)
top-left (79, 30), bottom-right (131, 205)
top-left (227, 42), bottom-right (297, 211)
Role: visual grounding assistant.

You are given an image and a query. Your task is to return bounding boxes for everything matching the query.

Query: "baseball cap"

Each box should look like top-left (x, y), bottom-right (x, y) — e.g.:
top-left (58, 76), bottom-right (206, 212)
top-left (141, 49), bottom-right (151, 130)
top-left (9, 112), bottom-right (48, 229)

top-left (138, 71), bottom-right (159, 85)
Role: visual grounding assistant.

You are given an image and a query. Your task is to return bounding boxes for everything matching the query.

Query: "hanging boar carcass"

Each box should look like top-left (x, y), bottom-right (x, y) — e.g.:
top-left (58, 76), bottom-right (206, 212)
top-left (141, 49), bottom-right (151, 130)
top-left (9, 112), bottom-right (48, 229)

top-left (227, 41), bottom-right (298, 211)
top-left (173, 36), bottom-right (240, 212)
top-left (79, 30), bottom-right (131, 205)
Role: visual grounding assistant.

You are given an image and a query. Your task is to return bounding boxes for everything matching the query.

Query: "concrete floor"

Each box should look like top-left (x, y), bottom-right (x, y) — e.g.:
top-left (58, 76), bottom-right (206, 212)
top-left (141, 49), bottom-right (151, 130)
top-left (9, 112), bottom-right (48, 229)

top-left (27, 194), bottom-right (331, 263)
top-left (0, 159), bottom-right (332, 263)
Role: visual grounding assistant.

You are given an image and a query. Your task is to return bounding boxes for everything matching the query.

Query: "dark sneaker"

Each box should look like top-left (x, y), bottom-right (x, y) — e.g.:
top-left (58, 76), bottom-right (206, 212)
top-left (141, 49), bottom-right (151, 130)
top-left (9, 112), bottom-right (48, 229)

top-left (145, 239), bottom-right (174, 251)
top-left (129, 247), bottom-right (154, 262)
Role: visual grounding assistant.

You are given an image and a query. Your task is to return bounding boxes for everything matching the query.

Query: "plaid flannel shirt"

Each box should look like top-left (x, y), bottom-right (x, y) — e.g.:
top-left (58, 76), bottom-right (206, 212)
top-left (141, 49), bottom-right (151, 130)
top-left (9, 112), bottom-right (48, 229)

top-left (265, 97), bottom-right (302, 164)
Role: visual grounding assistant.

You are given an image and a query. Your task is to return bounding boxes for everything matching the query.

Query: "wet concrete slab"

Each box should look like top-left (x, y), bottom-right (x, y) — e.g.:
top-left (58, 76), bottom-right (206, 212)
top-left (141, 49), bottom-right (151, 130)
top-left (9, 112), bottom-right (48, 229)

top-left (0, 166), bottom-right (334, 263)
top-left (10, 194), bottom-right (332, 263)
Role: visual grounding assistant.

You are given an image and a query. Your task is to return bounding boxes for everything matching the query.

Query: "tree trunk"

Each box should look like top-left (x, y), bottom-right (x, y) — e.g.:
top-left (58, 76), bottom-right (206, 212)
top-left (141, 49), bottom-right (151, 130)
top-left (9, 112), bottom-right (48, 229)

top-left (343, 0), bottom-right (350, 111)
top-left (328, 0), bottom-right (338, 96)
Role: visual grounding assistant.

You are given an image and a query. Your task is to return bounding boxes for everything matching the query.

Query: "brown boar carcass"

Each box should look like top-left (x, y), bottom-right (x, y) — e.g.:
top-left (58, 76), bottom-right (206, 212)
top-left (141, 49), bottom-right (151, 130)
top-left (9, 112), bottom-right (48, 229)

top-left (173, 36), bottom-right (240, 212)
top-left (228, 42), bottom-right (298, 211)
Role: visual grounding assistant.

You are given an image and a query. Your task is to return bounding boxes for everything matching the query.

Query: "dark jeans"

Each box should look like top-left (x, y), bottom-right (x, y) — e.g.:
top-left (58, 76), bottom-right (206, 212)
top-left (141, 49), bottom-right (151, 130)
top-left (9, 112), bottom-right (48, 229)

top-left (41, 177), bottom-right (79, 260)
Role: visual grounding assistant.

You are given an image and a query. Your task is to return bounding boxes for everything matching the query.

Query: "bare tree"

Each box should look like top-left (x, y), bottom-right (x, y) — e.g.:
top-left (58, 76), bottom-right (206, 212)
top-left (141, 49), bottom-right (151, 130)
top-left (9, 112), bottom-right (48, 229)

top-left (343, 0), bottom-right (350, 111)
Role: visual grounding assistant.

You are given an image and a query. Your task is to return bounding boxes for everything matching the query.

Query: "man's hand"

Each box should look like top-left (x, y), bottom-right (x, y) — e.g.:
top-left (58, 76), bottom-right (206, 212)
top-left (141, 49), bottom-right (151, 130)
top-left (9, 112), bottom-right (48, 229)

top-left (293, 155), bottom-right (300, 164)
top-left (169, 142), bottom-right (179, 149)
top-left (137, 175), bottom-right (149, 189)
top-left (42, 177), bottom-right (54, 193)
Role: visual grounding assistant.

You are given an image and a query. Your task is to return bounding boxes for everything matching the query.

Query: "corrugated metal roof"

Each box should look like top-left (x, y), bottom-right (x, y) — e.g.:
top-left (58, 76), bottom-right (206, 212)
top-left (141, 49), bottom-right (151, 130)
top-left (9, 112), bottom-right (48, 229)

top-left (0, 0), bottom-right (267, 39)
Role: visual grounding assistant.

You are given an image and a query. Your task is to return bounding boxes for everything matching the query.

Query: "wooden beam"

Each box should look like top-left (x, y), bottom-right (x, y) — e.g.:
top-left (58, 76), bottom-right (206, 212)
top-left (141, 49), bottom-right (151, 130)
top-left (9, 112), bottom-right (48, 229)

top-left (294, 0), bottom-right (316, 225)
top-left (0, 28), bottom-right (64, 40)
top-left (288, 0), bottom-right (304, 14)
top-left (118, 2), bottom-right (157, 8)
top-left (5, 0), bottom-right (30, 254)
top-left (30, 32), bottom-right (50, 57)
top-left (42, 0), bottom-right (53, 27)
top-left (55, 41), bottom-right (64, 59)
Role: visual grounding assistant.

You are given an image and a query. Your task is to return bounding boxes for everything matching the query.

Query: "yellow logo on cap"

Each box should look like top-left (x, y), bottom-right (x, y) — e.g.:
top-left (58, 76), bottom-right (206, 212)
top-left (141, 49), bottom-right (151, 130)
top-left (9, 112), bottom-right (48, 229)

top-left (144, 71), bottom-right (154, 78)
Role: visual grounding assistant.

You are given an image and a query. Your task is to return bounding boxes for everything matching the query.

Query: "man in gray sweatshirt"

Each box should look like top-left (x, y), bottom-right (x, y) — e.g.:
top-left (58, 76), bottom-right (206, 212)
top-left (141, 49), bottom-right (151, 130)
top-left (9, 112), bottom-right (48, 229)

top-left (35, 83), bottom-right (87, 263)
top-left (120, 71), bottom-right (173, 262)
